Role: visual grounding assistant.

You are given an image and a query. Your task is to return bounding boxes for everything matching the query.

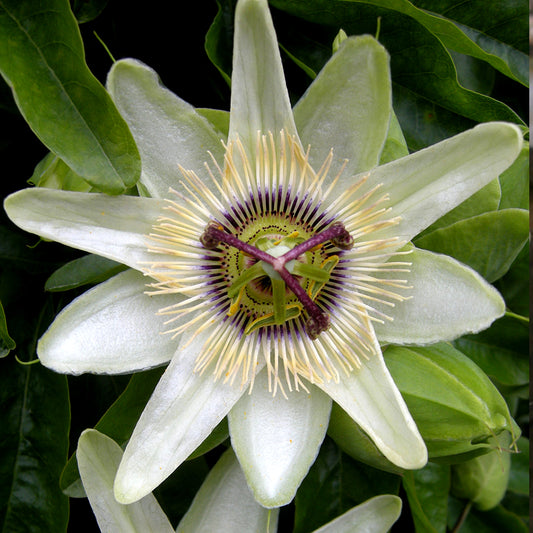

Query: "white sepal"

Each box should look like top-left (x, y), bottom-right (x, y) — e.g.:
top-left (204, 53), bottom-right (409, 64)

top-left (229, 368), bottom-right (331, 507)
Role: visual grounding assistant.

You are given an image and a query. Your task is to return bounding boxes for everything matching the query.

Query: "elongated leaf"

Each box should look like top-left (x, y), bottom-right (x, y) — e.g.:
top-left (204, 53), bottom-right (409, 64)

top-left (28, 152), bottom-right (94, 193)
top-left (499, 146), bottom-right (529, 210)
top-left (412, 0), bottom-right (528, 53)
top-left (0, 0), bottom-right (140, 193)
top-left (45, 254), bottom-right (127, 292)
top-left (204, 0), bottom-right (235, 86)
top-left (415, 209), bottom-right (529, 283)
top-left (0, 358), bottom-right (69, 532)
top-left (402, 464), bottom-right (450, 533)
top-left (454, 317), bottom-right (529, 389)
top-left (270, 0), bottom-right (528, 85)
top-left (267, 0), bottom-right (525, 150)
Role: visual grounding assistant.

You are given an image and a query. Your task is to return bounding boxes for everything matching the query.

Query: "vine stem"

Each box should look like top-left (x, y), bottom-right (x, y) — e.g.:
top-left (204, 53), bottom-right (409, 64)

top-left (451, 500), bottom-right (472, 533)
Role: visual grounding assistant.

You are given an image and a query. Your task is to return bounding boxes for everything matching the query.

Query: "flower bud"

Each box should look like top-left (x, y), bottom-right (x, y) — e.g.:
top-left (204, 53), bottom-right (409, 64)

top-left (451, 431), bottom-right (512, 510)
top-left (328, 343), bottom-right (517, 470)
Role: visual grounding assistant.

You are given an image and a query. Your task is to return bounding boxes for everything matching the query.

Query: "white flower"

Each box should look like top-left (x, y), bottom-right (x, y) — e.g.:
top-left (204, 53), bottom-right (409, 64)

top-left (78, 429), bottom-right (402, 533)
top-left (4, 0), bottom-right (521, 508)
top-left (77, 430), bottom-right (174, 533)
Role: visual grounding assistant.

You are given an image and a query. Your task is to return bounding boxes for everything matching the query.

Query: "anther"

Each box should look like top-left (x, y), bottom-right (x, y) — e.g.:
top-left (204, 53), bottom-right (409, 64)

top-left (329, 222), bottom-right (354, 250)
top-left (305, 312), bottom-right (331, 340)
top-left (200, 221), bottom-right (224, 249)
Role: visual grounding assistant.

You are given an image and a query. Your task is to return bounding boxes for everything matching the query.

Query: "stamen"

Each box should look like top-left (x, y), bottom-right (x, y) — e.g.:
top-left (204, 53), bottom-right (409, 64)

top-left (200, 221), bottom-right (224, 249)
top-left (305, 313), bottom-right (331, 340)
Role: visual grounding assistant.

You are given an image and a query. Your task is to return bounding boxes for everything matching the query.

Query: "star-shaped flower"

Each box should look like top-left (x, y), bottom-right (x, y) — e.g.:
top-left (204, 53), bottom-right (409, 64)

top-left (4, 0), bottom-right (521, 508)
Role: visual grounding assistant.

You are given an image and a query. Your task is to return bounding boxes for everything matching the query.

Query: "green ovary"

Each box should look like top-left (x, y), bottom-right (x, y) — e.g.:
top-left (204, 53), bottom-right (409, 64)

top-left (223, 216), bottom-right (337, 334)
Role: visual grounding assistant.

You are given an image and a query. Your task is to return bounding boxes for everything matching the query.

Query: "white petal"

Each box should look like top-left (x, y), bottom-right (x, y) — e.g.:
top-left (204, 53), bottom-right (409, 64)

top-left (364, 122), bottom-right (523, 243)
top-left (294, 35), bottom-right (391, 180)
top-left (228, 368), bottom-right (331, 507)
top-left (38, 270), bottom-right (179, 374)
top-left (4, 188), bottom-right (165, 271)
top-left (114, 326), bottom-right (261, 504)
top-left (317, 343), bottom-right (427, 470)
top-left (77, 429), bottom-right (174, 533)
top-left (229, 0), bottom-right (298, 153)
top-left (176, 448), bottom-right (278, 533)
top-left (107, 59), bottom-right (225, 199)
top-left (374, 247), bottom-right (505, 344)
top-left (311, 495), bottom-right (402, 533)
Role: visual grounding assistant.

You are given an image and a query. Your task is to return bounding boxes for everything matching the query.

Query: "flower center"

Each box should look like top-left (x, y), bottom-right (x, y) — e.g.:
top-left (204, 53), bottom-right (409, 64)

top-left (200, 220), bottom-right (353, 339)
top-left (143, 129), bottom-right (410, 393)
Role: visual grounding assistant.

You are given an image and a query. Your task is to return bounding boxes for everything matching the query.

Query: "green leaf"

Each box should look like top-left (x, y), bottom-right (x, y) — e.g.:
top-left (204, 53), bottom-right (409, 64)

top-left (412, 0), bottom-right (529, 54)
top-left (449, 50), bottom-right (495, 95)
top-left (70, 0), bottom-right (109, 23)
top-left (268, 0), bottom-right (525, 151)
top-left (499, 145), bottom-right (529, 210)
top-left (402, 463), bottom-right (450, 533)
top-left (0, 0), bottom-right (140, 193)
top-left (495, 243), bottom-right (529, 318)
top-left (204, 0), bottom-right (235, 86)
top-left (414, 209), bottom-right (529, 283)
top-left (44, 254), bottom-right (127, 292)
top-left (28, 152), bottom-right (94, 192)
top-left (196, 108), bottom-right (230, 138)
top-left (271, 0), bottom-right (528, 85)
top-left (293, 438), bottom-right (400, 533)
top-left (0, 300), bottom-right (15, 357)
top-left (454, 316), bottom-right (529, 389)
top-left (0, 357), bottom-right (69, 532)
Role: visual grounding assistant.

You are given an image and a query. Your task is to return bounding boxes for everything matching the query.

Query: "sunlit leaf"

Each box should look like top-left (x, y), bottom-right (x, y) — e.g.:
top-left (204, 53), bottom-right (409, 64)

top-left (0, 0), bottom-right (140, 193)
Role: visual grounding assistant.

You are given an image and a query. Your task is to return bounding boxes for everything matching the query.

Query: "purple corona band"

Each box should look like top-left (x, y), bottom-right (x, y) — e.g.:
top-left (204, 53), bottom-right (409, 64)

top-left (201, 220), bottom-right (352, 337)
